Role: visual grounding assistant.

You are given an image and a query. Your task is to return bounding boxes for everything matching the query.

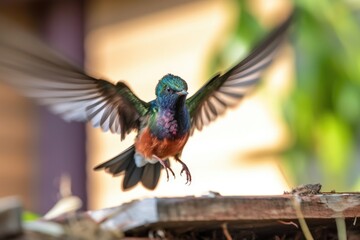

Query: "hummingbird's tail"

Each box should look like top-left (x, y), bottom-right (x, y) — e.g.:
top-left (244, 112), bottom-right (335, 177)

top-left (93, 145), bottom-right (161, 190)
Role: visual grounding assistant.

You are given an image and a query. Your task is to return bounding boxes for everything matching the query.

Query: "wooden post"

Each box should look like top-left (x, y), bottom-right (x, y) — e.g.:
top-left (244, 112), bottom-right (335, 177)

top-left (36, 0), bottom-right (87, 214)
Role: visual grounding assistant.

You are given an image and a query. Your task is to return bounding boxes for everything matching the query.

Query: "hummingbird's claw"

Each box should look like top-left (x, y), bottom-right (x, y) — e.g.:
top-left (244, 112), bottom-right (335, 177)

top-left (168, 167), bottom-right (176, 180)
top-left (175, 156), bottom-right (192, 185)
top-left (180, 165), bottom-right (192, 185)
top-left (156, 156), bottom-right (176, 181)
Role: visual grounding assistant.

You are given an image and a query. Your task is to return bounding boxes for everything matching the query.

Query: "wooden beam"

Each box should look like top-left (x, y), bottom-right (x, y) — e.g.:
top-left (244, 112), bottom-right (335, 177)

top-left (89, 194), bottom-right (360, 233)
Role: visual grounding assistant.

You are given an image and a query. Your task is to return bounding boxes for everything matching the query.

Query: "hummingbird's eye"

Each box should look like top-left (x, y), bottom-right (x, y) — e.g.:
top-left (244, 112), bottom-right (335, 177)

top-left (166, 87), bottom-right (173, 94)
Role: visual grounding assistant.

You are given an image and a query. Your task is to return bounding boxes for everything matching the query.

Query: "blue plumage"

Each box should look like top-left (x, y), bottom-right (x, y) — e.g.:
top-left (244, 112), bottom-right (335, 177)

top-left (150, 74), bottom-right (190, 139)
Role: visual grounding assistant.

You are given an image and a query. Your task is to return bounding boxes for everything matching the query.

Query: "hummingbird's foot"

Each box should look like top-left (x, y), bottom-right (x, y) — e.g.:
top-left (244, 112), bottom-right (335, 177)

top-left (175, 156), bottom-right (192, 185)
top-left (153, 155), bottom-right (175, 181)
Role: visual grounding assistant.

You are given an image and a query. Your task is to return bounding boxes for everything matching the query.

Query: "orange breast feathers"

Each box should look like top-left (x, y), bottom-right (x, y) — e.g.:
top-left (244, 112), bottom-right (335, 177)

top-left (135, 127), bottom-right (189, 159)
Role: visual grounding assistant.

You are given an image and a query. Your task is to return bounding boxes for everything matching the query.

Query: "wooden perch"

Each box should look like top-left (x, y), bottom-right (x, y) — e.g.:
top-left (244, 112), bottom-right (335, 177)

top-left (89, 193), bottom-right (360, 232)
top-left (28, 192), bottom-right (360, 239)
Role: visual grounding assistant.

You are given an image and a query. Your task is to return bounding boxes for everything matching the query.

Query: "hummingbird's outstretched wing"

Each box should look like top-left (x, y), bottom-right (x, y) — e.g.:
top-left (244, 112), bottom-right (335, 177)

top-left (0, 18), bottom-right (149, 140)
top-left (186, 13), bottom-right (293, 133)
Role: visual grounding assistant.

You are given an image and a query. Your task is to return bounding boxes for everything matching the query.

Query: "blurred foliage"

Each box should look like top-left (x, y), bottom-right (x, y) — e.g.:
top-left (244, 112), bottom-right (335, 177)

top-left (23, 211), bottom-right (39, 222)
top-left (284, 0), bottom-right (360, 190)
top-left (211, 0), bottom-right (360, 191)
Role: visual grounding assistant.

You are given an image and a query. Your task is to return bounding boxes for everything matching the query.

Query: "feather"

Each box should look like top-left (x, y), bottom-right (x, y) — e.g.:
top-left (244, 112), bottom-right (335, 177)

top-left (0, 17), bottom-right (149, 140)
top-left (186, 13), bottom-right (293, 133)
top-left (141, 162), bottom-right (162, 190)
top-left (94, 145), bottom-right (162, 190)
top-left (123, 164), bottom-right (143, 190)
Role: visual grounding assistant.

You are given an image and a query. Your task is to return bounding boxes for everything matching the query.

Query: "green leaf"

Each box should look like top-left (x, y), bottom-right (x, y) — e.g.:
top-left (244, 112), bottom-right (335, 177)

top-left (23, 211), bottom-right (40, 222)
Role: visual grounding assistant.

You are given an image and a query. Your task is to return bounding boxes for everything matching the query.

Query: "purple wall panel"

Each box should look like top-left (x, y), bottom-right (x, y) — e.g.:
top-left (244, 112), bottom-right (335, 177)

top-left (37, 0), bottom-right (87, 214)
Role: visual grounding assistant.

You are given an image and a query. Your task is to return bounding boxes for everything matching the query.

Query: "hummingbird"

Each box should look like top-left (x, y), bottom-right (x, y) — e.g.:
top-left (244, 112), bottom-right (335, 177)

top-left (0, 14), bottom-right (292, 190)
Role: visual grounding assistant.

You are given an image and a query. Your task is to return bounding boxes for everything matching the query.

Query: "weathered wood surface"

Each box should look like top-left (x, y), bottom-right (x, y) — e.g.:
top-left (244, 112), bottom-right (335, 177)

top-left (20, 193), bottom-right (360, 239)
top-left (0, 196), bottom-right (22, 238)
top-left (89, 193), bottom-right (360, 233)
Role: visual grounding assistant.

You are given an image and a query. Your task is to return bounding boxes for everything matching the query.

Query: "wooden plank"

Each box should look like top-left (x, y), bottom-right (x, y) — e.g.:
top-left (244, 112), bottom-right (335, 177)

top-left (91, 198), bottom-right (158, 231)
top-left (0, 196), bottom-right (22, 238)
top-left (89, 193), bottom-right (360, 233)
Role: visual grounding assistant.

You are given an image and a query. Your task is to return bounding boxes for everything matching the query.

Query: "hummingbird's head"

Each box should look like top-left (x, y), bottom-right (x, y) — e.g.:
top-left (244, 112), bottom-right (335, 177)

top-left (155, 74), bottom-right (188, 108)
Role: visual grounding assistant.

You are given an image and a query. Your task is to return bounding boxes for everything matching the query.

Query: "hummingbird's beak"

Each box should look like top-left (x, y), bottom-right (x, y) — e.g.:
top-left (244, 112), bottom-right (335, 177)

top-left (177, 90), bottom-right (188, 96)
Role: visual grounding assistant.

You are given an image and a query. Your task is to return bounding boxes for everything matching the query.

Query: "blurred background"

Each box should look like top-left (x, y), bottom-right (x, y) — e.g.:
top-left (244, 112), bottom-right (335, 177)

top-left (0, 0), bottom-right (359, 214)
